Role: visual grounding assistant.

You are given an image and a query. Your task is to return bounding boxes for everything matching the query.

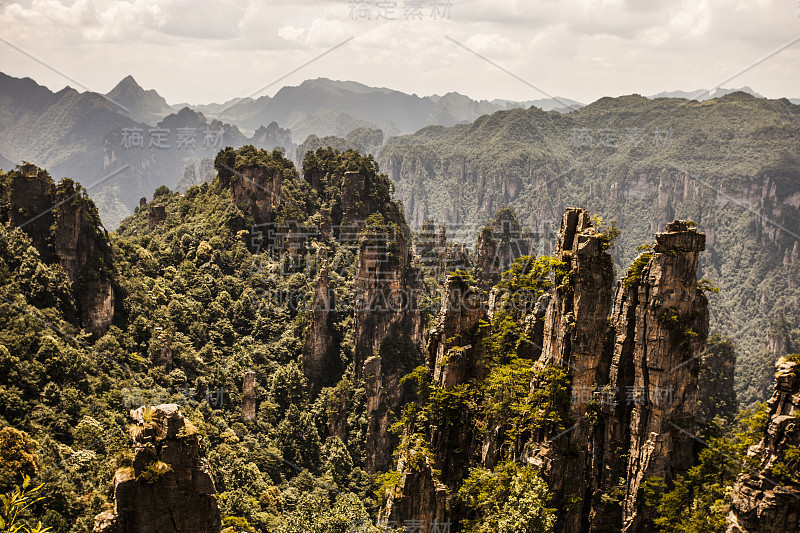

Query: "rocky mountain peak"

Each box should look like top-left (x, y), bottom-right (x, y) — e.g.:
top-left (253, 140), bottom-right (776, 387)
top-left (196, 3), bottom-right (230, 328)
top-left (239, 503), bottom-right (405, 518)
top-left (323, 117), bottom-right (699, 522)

top-left (93, 404), bottom-right (221, 533)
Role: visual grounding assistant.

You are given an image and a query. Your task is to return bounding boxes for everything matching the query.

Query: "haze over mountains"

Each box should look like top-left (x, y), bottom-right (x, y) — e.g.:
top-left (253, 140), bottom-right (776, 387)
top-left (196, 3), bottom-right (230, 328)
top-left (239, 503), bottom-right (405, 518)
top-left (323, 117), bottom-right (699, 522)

top-left (178, 78), bottom-right (584, 140)
top-left (1, 71), bottom-right (793, 230)
top-left (0, 72), bottom-right (584, 228)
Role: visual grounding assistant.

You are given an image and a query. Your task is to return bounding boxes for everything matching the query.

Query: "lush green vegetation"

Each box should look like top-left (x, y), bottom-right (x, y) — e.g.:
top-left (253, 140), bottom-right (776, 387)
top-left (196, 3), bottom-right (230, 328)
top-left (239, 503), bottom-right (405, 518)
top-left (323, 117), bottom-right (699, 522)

top-left (385, 256), bottom-right (572, 531)
top-left (644, 403), bottom-right (769, 533)
top-left (459, 462), bottom-right (556, 533)
top-left (379, 92), bottom-right (800, 406)
top-left (1, 476), bottom-right (51, 533)
top-left (0, 147), bottom-right (404, 532)
top-left (0, 140), bottom-right (794, 533)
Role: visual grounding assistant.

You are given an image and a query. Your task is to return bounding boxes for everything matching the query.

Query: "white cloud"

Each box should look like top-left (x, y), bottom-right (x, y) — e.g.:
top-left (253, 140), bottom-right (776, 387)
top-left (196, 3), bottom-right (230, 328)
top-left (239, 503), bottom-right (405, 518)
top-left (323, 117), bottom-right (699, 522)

top-left (0, 0), bottom-right (796, 105)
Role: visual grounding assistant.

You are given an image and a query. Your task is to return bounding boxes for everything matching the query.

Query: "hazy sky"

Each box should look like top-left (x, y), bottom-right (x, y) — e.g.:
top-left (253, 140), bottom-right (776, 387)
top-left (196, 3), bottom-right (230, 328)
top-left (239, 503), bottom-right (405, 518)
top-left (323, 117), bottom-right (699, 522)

top-left (1, 0), bottom-right (798, 105)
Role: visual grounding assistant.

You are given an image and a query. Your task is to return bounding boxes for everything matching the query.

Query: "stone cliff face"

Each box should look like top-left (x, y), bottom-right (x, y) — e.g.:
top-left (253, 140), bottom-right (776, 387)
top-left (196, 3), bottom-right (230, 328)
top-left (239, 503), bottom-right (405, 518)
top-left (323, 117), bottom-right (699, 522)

top-left (531, 215), bottom-right (707, 533)
top-left (147, 204), bottom-right (166, 230)
top-left (243, 371), bottom-right (256, 422)
top-left (355, 224), bottom-right (426, 473)
top-left (528, 207), bottom-right (616, 533)
top-left (226, 166), bottom-right (282, 225)
top-left (252, 122), bottom-right (294, 153)
top-left (474, 208), bottom-right (530, 289)
top-left (618, 221), bottom-right (708, 533)
top-left (1, 166), bottom-right (115, 336)
top-left (302, 252), bottom-right (341, 397)
top-left (381, 271), bottom-right (488, 527)
top-left (726, 359), bottom-right (800, 533)
top-left (93, 404), bottom-right (221, 533)
top-left (297, 162), bottom-right (428, 472)
top-left (413, 222), bottom-right (470, 282)
top-left (380, 207), bottom-right (709, 533)
top-left (428, 273), bottom-right (487, 388)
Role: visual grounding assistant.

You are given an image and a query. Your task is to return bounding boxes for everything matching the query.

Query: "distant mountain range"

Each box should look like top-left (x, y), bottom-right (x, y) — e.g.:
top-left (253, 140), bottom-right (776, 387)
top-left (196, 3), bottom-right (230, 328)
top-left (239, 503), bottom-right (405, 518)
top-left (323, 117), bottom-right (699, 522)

top-left (106, 75), bottom-right (174, 125)
top-left (0, 70), bottom-right (796, 228)
top-left (0, 73), bottom-right (580, 227)
top-left (175, 78), bottom-right (584, 141)
top-left (0, 72), bottom-right (294, 228)
top-left (647, 86), bottom-right (765, 100)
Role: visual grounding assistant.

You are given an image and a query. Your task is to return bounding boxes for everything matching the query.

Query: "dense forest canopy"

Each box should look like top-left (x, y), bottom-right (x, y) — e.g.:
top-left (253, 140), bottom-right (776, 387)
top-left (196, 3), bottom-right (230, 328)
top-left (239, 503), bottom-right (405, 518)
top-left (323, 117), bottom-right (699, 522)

top-left (0, 143), bottom-right (796, 533)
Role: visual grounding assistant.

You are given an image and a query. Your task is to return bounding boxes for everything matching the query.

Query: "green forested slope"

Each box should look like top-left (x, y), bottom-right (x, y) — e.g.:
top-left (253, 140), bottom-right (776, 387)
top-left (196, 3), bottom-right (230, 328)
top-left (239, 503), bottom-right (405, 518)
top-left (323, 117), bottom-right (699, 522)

top-left (0, 149), bottom-right (405, 532)
top-left (378, 92), bottom-right (800, 405)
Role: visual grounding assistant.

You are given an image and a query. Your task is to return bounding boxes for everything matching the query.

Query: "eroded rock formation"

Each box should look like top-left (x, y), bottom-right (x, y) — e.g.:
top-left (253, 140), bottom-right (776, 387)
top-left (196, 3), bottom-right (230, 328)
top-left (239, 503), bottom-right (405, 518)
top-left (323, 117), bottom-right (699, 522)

top-left (147, 204), bottom-right (166, 229)
top-left (380, 207), bottom-right (709, 533)
top-left (381, 271), bottom-right (488, 527)
top-left (0, 165), bottom-right (115, 335)
top-left (528, 207), bottom-right (616, 532)
top-left (228, 165), bottom-right (282, 225)
top-left (93, 404), bottom-right (220, 533)
top-left (474, 207), bottom-right (530, 289)
top-left (243, 371), bottom-right (257, 422)
top-left (355, 223), bottom-right (426, 472)
top-left (617, 220), bottom-right (708, 533)
top-left (302, 252), bottom-right (341, 397)
top-left (726, 359), bottom-right (800, 533)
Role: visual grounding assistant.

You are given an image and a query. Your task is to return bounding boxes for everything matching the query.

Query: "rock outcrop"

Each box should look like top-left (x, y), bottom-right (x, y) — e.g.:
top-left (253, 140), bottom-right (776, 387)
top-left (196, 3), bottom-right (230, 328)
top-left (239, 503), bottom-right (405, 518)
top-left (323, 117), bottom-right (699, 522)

top-left (615, 220), bottom-right (708, 533)
top-left (302, 252), bottom-right (341, 397)
top-left (428, 272), bottom-right (488, 388)
top-left (381, 271), bottom-right (488, 528)
top-left (528, 207), bottom-right (616, 532)
top-left (229, 165), bottom-right (282, 225)
top-left (0, 165), bottom-right (115, 336)
top-left (380, 207), bottom-right (709, 533)
top-left (252, 121), bottom-right (294, 152)
top-left (474, 207), bottom-right (530, 289)
top-left (414, 221), bottom-right (470, 281)
top-left (147, 204), bottom-right (166, 230)
top-left (243, 371), bottom-right (257, 422)
top-left (726, 359), bottom-right (800, 533)
top-left (355, 222), bottom-right (426, 472)
top-left (93, 404), bottom-right (220, 533)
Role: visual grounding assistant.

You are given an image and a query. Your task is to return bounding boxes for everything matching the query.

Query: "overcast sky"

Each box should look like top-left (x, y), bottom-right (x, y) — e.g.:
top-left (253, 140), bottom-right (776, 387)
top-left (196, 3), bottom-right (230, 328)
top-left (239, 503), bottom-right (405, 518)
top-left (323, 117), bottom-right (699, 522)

top-left (1, 0), bottom-right (798, 105)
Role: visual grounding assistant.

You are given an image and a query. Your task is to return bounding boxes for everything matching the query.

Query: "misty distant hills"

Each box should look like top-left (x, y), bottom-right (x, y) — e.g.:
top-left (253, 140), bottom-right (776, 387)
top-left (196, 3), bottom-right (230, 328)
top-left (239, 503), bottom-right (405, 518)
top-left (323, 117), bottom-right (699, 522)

top-left (179, 78), bottom-right (583, 141)
top-left (378, 90), bottom-right (800, 405)
top-left (647, 86), bottom-right (765, 101)
top-left (1, 70), bottom-right (795, 230)
top-left (0, 73), bottom-right (295, 228)
top-left (105, 75), bottom-right (174, 126)
top-left (0, 71), bottom-right (141, 184)
top-left (0, 72), bottom-right (579, 227)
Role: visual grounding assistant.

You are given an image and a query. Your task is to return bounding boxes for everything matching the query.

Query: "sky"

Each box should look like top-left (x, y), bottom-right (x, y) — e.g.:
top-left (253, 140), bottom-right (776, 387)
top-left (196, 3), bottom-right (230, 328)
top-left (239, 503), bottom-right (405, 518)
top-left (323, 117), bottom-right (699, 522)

top-left (1, 0), bottom-right (798, 105)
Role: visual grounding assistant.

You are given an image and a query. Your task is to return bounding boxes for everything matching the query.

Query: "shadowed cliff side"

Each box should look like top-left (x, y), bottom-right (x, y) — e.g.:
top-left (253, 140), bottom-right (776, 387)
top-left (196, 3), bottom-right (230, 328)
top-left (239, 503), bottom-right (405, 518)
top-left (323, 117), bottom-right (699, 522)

top-left (726, 358), bottom-right (800, 533)
top-left (379, 207), bottom-right (709, 533)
